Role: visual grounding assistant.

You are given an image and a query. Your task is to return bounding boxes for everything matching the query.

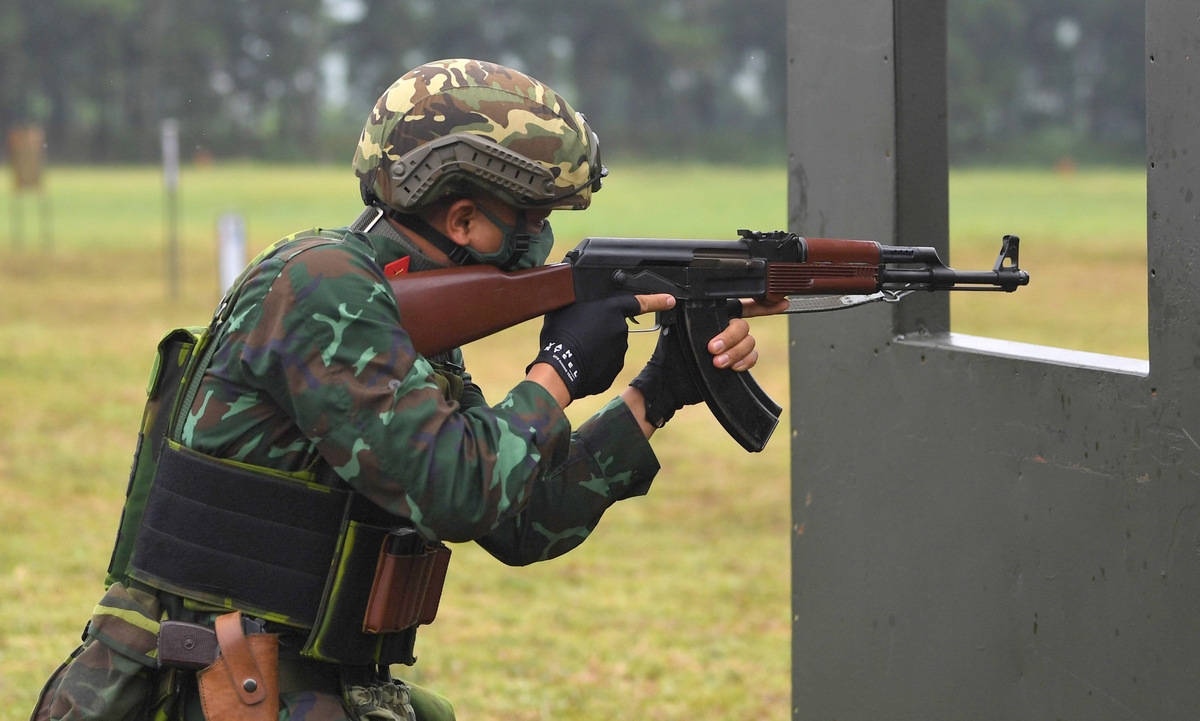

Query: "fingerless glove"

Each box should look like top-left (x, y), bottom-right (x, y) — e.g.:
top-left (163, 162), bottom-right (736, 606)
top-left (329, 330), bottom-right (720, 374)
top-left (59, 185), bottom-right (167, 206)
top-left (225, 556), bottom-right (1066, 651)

top-left (531, 295), bottom-right (641, 400)
top-left (628, 326), bottom-right (705, 427)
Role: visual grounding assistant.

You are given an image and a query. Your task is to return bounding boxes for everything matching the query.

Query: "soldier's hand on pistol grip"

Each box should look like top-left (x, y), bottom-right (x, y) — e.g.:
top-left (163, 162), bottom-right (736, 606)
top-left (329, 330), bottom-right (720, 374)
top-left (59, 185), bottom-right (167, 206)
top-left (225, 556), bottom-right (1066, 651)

top-left (630, 301), bottom-right (768, 427)
top-left (628, 327), bottom-right (705, 427)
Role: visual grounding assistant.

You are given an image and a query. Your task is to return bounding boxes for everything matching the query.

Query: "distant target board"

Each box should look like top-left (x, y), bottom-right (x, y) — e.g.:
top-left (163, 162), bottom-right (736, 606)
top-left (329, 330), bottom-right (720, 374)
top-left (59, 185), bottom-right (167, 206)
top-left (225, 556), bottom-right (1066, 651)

top-left (8, 126), bottom-right (45, 192)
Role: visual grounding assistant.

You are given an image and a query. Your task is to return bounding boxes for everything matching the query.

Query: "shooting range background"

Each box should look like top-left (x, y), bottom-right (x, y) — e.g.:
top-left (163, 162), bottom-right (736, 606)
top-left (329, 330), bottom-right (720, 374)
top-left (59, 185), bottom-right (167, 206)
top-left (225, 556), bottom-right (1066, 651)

top-left (787, 1), bottom-right (1200, 718)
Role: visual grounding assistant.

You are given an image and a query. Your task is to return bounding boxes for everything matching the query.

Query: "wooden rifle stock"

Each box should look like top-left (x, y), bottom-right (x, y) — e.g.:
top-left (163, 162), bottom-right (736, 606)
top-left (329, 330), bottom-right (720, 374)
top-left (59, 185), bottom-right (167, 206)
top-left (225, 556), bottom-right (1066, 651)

top-left (389, 263), bottom-right (577, 356)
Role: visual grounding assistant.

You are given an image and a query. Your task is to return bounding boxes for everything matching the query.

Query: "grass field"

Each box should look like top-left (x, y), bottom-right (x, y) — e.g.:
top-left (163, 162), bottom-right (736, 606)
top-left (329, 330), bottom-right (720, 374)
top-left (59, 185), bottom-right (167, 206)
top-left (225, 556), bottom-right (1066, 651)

top-left (948, 168), bottom-right (1147, 358)
top-left (0, 163), bottom-right (1146, 720)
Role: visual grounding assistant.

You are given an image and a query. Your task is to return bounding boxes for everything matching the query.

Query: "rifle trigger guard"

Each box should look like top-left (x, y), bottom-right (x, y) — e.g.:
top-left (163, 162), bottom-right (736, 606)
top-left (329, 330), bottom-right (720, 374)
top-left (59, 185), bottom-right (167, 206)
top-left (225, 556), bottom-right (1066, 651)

top-left (629, 315), bottom-right (662, 333)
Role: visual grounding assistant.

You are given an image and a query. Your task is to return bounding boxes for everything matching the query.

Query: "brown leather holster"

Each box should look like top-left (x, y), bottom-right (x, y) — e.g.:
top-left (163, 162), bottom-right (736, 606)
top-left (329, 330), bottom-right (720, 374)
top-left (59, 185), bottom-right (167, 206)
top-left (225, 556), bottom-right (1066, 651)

top-left (197, 612), bottom-right (279, 721)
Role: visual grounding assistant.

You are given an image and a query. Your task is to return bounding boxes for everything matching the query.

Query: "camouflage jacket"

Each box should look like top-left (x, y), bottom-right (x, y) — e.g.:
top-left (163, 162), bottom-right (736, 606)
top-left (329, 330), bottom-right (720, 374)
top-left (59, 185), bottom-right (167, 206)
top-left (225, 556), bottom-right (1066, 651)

top-left (182, 223), bottom-right (660, 564)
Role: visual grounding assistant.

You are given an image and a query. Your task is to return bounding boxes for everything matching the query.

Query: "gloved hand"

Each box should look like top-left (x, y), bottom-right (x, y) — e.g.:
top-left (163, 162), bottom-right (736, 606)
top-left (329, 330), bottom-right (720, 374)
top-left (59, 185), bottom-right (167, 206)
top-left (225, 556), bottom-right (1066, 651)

top-left (628, 326), bottom-right (705, 427)
top-left (530, 295), bottom-right (641, 400)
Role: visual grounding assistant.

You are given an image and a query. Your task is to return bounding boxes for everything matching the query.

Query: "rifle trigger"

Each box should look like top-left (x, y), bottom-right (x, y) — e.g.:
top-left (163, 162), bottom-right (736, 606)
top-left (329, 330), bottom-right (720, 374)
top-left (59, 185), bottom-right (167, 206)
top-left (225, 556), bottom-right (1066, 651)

top-left (628, 311), bottom-right (662, 333)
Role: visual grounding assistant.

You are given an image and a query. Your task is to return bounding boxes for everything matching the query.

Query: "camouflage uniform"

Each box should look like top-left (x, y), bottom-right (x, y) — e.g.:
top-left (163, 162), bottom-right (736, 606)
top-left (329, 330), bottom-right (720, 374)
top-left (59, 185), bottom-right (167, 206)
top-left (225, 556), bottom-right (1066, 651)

top-left (167, 222), bottom-right (658, 720)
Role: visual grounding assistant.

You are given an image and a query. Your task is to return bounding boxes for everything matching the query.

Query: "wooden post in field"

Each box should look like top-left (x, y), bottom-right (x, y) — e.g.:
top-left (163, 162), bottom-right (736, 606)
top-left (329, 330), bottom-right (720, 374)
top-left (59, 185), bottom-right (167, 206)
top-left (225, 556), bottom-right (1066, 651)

top-left (7, 126), bottom-right (52, 250)
top-left (216, 212), bottom-right (246, 296)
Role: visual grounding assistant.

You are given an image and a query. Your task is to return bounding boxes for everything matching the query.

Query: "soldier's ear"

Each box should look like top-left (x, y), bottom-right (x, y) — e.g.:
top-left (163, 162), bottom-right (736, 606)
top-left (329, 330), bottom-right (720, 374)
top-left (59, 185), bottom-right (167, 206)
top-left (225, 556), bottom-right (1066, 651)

top-left (441, 198), bottom-right (479, 248)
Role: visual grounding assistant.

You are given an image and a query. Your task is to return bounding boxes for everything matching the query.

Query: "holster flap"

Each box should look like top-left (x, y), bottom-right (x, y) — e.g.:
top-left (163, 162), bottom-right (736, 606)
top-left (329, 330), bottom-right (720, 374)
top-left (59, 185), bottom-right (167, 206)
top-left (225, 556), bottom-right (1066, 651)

top-left (198, 612), bottom-right (279, 721)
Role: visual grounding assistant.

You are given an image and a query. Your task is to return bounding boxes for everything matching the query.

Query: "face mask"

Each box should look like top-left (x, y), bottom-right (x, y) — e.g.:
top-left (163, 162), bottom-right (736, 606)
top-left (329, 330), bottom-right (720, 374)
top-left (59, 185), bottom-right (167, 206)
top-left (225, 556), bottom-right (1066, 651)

top-left (471, 205), bottom-right (556, 271)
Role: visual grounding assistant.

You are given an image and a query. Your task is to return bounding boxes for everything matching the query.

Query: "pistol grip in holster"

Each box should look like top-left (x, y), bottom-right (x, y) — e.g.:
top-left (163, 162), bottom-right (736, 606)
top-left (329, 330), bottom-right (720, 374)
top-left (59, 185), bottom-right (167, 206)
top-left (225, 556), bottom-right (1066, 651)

top-left (674, 299), bottom-right (781, 453)
top-left (197, 612), bottom-right (279, 721)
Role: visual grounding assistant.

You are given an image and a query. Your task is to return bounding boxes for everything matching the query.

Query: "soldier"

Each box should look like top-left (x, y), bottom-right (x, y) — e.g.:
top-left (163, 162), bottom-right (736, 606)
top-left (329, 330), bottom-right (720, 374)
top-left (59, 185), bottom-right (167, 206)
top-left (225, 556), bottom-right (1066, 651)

top-left (32, 58), bottom-right (779, 721)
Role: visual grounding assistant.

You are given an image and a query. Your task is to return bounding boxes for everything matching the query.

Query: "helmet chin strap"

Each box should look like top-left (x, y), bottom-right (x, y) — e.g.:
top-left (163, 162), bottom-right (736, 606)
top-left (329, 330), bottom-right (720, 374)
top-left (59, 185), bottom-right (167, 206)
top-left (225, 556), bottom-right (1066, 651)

top-left (383, 208), bottom-right (478, 267)
top-left (384, 206), bottom-right (477, 265)
top-left (350, 205), bottom-right (465, 272)
top-left (354, 200), bottom-right (533, 271)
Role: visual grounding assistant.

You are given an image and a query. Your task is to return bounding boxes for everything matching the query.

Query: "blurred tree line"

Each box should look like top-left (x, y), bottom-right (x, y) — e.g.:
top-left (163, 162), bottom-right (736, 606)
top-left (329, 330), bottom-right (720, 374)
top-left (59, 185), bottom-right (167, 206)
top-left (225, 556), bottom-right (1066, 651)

top-left (0, 0), bottom-right (1143, 166)
top-left (948, 0), bottom-right (1144, 164)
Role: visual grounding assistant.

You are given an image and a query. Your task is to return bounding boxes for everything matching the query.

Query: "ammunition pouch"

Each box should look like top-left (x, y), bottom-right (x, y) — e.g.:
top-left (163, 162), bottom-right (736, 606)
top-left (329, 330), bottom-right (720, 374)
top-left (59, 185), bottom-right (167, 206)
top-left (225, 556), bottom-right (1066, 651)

top-left (364, 528), bottom-right (450, 634)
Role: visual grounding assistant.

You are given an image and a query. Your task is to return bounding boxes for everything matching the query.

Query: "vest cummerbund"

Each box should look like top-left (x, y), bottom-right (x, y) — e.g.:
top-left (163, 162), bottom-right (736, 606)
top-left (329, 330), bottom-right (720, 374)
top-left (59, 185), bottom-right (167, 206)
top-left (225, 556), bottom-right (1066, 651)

top-left (129, 441), bottom-right (350, 627)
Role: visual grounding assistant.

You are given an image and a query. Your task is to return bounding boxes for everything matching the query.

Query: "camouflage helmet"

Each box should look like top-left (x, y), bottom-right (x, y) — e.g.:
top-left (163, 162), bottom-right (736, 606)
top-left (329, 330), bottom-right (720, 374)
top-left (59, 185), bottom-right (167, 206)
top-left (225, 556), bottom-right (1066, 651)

top-left (353, 58), bottom-right (605, 213)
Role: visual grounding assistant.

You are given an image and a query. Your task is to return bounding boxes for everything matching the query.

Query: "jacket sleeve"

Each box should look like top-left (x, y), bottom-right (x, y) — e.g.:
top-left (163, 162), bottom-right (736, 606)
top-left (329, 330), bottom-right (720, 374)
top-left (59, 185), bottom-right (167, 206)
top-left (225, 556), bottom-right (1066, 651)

top-left (472, 396), bottom-right (661, 566)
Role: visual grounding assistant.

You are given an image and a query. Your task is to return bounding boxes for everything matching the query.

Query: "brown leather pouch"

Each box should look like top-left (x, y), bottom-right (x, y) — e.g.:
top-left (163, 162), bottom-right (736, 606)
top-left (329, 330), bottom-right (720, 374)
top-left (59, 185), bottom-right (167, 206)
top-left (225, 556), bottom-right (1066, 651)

top-left (197, 612), bottom-right (279, 721)
top-left (362, 529), bottom-right (451, 634)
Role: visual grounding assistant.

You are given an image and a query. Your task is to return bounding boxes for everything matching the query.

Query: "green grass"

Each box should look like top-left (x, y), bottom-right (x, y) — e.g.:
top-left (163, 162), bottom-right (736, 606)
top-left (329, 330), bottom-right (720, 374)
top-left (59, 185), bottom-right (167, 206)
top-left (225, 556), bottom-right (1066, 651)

top-left (948, 167), bottom-right (1147, 357)
top-left (0, 163), bottom-right (1146, 720)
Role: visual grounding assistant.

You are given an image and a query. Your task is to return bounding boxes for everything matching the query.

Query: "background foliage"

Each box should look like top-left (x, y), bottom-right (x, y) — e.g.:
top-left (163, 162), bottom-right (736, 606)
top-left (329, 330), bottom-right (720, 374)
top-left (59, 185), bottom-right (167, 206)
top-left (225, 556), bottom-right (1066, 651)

top-left (0, 0), bottom-right (1144, 165)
